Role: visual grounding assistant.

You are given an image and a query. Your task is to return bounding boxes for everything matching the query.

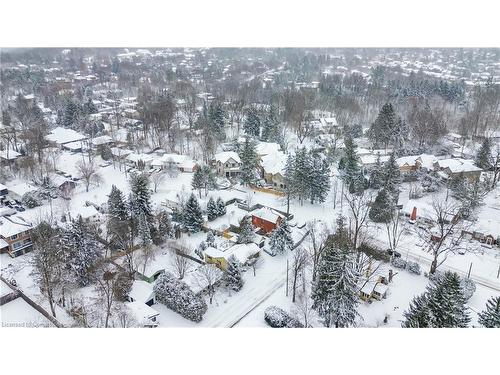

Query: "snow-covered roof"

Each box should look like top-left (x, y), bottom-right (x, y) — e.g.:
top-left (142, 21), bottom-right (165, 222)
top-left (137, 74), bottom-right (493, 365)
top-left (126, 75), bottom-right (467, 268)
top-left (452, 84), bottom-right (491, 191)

top-left (0, 149), bottom-right (22, 160)
top-left (91, 135), bottom-right (113, 146)
top-left (225, 243), bottom-right (261, 264)
top-left (182, 266), bottom-right (224, 295)
top-left (204, 246), bottom-right (225, 258)
top-left (360, 154), bottom-right (390, 166)
top-left (251, 207), bottom-right (284, 223)
top-left (129, 280), bottom-right (154, 304)
top-left (46, 127), bottom-right (87, 145)
top-left (436, 158), bottom-right (482, 173)
top-left (214, 151), bottom-right (241, 164)
top-left (8, 182), bottom-right (36, 197)
top-left (125, 301), bottom-right (159, 323)
top-left (256, 142), bottom-right (281, 156)
top-left (126, 153), bottom-right (155, 163)
top-left (111, 147), bottom-right (133, 157)
top-left (0, 238), bottom-right (9, 249)
top-left (0, 217), bottom-right (32, 238)
top-left (70, 205), bottom-right (98, 220)
top-left (62, 141), bottom-right (85, 150)
top-left (261, 151), bottom-right (287, 175)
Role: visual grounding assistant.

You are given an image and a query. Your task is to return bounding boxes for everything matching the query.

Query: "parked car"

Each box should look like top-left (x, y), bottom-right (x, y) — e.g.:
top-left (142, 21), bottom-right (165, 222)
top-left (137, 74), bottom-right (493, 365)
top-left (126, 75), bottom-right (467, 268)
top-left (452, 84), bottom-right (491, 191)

top-left (386, 249), bottom-right (402, 258)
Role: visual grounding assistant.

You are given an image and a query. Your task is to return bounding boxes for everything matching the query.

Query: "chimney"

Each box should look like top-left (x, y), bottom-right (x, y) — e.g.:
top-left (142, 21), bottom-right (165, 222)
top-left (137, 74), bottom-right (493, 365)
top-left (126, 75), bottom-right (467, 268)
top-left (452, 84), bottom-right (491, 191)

top-left (388, 269), bottom-right (393, 283)
top-left (410, 207), bottom-right (417, 221)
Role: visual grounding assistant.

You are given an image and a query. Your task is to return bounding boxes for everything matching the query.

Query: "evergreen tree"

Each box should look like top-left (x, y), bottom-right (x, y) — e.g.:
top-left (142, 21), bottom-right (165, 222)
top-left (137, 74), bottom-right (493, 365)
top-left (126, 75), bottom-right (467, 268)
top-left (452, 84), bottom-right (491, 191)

top-left (309, 153), bottom-right (331, 204)
top-left (243, 106), bottom-right (261, 137)
top-left (84, 98), bottom-right (98, 115)
top-left (369, 188), bottom-right (393, 223)
top-left (216, 197), bottom-right (226, 217)
top-left (402, 293), bottom-right (430, 328)
top-left (237, 216), bottom-right (255, 244)
top-left (427, 271), bottom-right (470, 328)
top-left (183, 193), bottom-right (204, 233)
top-left (261, 104), bottom-right (279, 142)
top-left (268, 219), bottom-right (294, 256)
top-left (239, 136), bottom-right (258, 185)
top-left (475, 137), bottom-right (492, 170)
top-left (225, 255), bottom-right (244, 292)
top-left (206, 197), bottom-right (218, 221)
top-left (292, 148), bottom-right (312, 204)
top-left (156, 209), bottom-right (173, 241)
top-left (369, 102), bottom-right (397, 148)
top-left (138, 211), bottom-right (152, 247)
top-left (478, 296), bottom-right (500, 328)
top-left (206, 231), bottom-right (216, 248)
top-left (312, 218), bottom-right (359, 328)
top-left (192, 167), bottom-right (205, 198)
top-left (369, 153), bottom-right (384, 189)
top-left (402, 271), bottom-right (470, 328)
top-left (208, 100), bottom-right (227, 141)
top-left (129, 172), bottom-right (153, 220)
top-left (339, 133), bottom-right (364, 194)
top-left (107, 185), bottom-right (129, 248)
top-left (63, 99), bottom-right (80, 129)
top-left (382, 153), bottom-right (401, 201)
top-left (61, 216), bottom-right (102, 286)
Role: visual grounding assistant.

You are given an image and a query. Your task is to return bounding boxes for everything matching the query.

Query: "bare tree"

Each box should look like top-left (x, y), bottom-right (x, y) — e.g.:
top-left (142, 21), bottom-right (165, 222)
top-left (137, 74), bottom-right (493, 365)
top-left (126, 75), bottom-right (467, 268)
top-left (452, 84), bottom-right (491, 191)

top-left (385, 208), bottom-right (408, 259)
top-left (290, 248), bottom-right (309, 302)
top-left (92, 265), bottom-right (118, 328)
top-left (416, 198), bottom-right (469, 274)
top-left (291, 290), bottom-right (316, 328)
top-left (171, 245), bottom-right (192, 279)
top-left (76, 159), bottom-right (102, 192)
top-left (343, 190), bottom-right (374, 251)
top-left (305, 220), bottom-right (329, 282)
top-left (197, 264), bottom-right (221, 305)
top-left (150, 170), bottom-right (165, 193)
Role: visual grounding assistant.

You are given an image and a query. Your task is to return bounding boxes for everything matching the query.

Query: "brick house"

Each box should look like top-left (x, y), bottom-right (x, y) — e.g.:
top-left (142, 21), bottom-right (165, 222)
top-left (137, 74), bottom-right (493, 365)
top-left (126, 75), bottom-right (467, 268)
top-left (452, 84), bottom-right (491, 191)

top-left (0, 217), bottom-right (33, 257)
top-left (251, 207), bottom-right (284, 234)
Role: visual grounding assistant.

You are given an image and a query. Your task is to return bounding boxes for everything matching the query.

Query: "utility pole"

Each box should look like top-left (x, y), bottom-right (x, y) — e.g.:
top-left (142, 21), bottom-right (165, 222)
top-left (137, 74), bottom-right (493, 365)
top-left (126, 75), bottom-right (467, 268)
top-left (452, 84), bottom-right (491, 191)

top-left (285, 259), bottom-right (289, 297)
top-left (467, 262), bottom-right (473, 279)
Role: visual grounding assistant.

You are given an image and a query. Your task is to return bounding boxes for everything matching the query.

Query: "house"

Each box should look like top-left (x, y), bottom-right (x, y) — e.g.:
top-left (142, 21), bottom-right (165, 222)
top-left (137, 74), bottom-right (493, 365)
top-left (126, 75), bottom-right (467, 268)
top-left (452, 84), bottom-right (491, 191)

top-left (433, 158), bottom-right (482, 182)
top-left (91, 135), bottom-right (114, 148)
top-left (0, 216), bottom-right (33, 257)
top-left (251, 207), bottom-right (284, 234)
top-left (151, 153), bottom-right (198, 173)
top-left (359, 276), bottom-right (390, 302)
top-left (0, 149), bottom-right (22, 163)
top-left (46, 127), bottom-right (88, 148)
top-left (213, 152), bottom-right (241, 178)
top-left (260, 151), bottom-right (287, 189)
top-left (125, 301), bottom-right (159, 327)
top-left (396, 154), bottom-right (437, 174)
top-left (51, 175), bottom-right (75, 195)
top-left (7, 182), bottom-right (37, 201)
top-left (126, 153), bottom-right (155, 168)
top-left (128, 280), bottom-right (156, 306)
top-left (110, 147), bottom-right (133, 160)
top-left (204, 242), bottom-right (261, 270)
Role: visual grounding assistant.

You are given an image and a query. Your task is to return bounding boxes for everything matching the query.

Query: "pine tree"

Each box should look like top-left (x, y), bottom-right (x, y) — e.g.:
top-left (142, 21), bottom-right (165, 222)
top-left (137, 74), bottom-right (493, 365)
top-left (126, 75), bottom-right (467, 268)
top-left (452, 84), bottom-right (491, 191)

top-left (339, 133), bottom-right (364, 194)
top-left (239, 136), bottom-right (258, 185)
top-left (312, 219), bottom-right (359, 328)
top-left (107, 185), bottom-right (129, 248)
top-left (206, 231), bottom-right (216, 248)
top-left (478, 296), bottom-right (500, 328)
top-left (369, 102), bottom-right (396, 148)
top-left (63, 99), bottom-right (80, 129)
top-left (475, 137), bottom-right (492, 170)
top-left (402, 293), bottom-right (430, 328)
top-left (61, 216), bottom-right (102, 286)
top-left (382, 153), bottom-right (401, 201)
top-left (206, 197), bottom-right (218, 222)
top-left (369, 188), bottom-right (393, 223)
top-left (427, 271), bottom-right (470, 328)
top-left (156, 209), bottom-right (173, 241)
top-left (243, 106), bottom-right (261, 137)
top-left (369, 153), bottom-right (384, 189)
top-left (216, 197), bottom-right (226, 217)
top-left (225, 255), bottom-right (244, 291)
top-left (138, 211), bottom-right (152, 247)
top-left (191, 167), bottom-right (204, 199)
top-left (183, 193), bottom-right (204, 233)
top-left (237, 216), bottom-right (255, 244)
top-left (208, 100), bottom-right (227, 141)
top-left (129, 172), bottom-right (153, 220)
top-left (293, 148), bottom-right (312, 204)
top-left (268, 219), bottom-right (294, 256)
top-left (261, 104), bottom-right (279, 142)
top-left (309, 153), bottom-right (331, 204)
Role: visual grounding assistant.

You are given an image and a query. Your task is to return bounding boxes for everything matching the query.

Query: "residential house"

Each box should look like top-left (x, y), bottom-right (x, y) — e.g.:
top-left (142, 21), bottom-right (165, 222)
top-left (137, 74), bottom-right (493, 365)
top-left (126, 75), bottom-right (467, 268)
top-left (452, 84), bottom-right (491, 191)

top-left (213, 151), bottom-right (241, 178)
top-left (46, 127), bottom-right (88, 149)
top-left (0, 216), bottom-right (33, 257)
top-left (251, 207), bottom-right (284, 234)
top-left (204, 242), bottom-right (261, 270)
top-left (125, 301), bottom-right (160, 327)
top-left (260, 151), bottom-right (287, 189)
top-left (0, 149), bottom-right (22, 164)
top-left (128, 280), bottom-right (156, 306)
top-left (433, 158), bottom-right (482, 182)
top-left (396, 154), bottom-right (437, 175)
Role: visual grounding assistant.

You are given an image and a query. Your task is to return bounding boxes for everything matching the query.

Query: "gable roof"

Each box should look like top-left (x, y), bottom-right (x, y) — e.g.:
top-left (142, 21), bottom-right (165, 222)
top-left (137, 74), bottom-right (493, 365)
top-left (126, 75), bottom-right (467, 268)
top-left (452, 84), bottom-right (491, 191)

top-left (214, 151), bottom-right (241, 164)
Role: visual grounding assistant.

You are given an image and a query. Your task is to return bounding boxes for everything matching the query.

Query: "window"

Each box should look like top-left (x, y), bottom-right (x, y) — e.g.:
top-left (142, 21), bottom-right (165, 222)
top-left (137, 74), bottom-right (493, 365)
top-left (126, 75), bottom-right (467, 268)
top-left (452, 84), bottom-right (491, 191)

top-left (12, 241), bottom-right (22, 249)
top-left (10, 234), bottom-right (18, 240)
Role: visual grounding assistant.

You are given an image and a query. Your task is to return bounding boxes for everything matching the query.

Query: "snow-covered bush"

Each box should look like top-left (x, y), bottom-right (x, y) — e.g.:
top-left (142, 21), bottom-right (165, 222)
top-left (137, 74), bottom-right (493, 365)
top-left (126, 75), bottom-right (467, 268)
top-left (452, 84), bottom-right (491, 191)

top-left (154, 271), bottom-right (208, 322)
top-left (391, 257), bottom-right (407, 269)
top-left (264, 306), bottom-right (304, 328)
top-left (406, 261), bottom-right (421, 275)
top-left (460, 278), bottom-right (476, 300)
top-left (22, 191), bottom-right (42, 208)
